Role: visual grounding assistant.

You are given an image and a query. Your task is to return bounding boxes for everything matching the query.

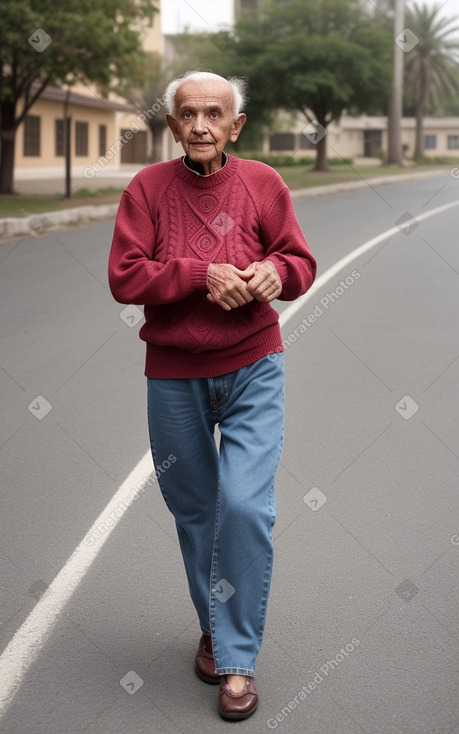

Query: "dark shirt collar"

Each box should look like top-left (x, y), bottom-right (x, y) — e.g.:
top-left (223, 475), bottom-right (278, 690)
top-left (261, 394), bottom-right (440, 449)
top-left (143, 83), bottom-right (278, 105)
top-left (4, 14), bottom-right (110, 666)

top-left (183, 152), bottom-right (228, 177)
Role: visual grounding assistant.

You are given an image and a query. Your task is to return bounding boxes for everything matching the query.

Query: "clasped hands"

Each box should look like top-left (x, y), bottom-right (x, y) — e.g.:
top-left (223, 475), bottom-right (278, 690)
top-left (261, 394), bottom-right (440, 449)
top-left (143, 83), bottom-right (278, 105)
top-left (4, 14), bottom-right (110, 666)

top-left (206, 261), bottom-right (282, 311)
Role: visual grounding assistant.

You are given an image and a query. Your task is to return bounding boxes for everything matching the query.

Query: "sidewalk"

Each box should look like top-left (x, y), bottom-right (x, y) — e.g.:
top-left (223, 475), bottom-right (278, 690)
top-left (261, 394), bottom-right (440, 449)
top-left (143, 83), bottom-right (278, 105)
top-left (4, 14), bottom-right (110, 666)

top-left (12, 165), bottom-right (145, 195)
top-left (1, 166), bottom-right (449, 240)
top-left (1, 167), bottom-right (143, 239)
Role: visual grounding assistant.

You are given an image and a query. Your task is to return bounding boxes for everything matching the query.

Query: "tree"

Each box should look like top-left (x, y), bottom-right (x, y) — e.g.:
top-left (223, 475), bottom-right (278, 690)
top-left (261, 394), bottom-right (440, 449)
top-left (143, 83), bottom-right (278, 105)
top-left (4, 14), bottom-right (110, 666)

top-left (0, 0), bottom-right (157, 194)
top-left (160, 29), bottom-right (277, 152)
top-left (229, 0), bottom-right (393, 171)
top-left (386, 0), bottom-right (404, 165)
top-left (403, 2), bottom-right (459, 158)
top-left (436, 65), bottom-right (459, 114)
top-left (117, 53), bottom-right (173, 163)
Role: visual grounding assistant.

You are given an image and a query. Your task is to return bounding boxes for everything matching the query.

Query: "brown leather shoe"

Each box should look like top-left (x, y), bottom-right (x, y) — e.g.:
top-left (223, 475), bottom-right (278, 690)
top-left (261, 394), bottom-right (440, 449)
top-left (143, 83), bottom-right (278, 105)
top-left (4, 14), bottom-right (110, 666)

top-left (218, 676), bottom-right (259, 720)
top-left (194, 634), bottom-right (220, 684)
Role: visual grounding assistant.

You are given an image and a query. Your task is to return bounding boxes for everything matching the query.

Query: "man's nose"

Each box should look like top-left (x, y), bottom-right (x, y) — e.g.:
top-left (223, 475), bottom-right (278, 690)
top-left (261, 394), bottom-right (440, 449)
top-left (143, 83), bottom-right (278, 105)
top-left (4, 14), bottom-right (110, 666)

top-left (192, 114), bottom-right (208, 135)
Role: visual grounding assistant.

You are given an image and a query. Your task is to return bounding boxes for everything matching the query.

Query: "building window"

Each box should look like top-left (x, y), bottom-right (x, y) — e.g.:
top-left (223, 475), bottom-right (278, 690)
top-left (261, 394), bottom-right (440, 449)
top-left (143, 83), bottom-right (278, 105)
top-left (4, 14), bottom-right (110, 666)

top-left (269, 132), bottom-right (295, 151)
top-left (99, 125), bottom-right (107, 156)
top-left (424, 134), bottom-right (437, 150)
top-left (55, 119), bottom-right (65, 156)
top-left (300, 134), bottom-right (316, 150)
top-left (23, 115), bottom-right (41, 156)
top-left (364, 129), bottom-right (383, 157)
top-left (447, 135), bottom-right (459, 150)
top-left (120, 129), bottom-right (148, 164)
top-left (75, 121), bottom-right (89, 156)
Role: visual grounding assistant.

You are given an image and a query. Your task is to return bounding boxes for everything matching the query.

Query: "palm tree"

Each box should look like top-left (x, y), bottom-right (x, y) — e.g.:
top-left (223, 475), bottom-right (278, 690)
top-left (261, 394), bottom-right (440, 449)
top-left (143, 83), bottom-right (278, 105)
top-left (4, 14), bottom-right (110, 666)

top-left (404, 2), bottom-right (459, 158)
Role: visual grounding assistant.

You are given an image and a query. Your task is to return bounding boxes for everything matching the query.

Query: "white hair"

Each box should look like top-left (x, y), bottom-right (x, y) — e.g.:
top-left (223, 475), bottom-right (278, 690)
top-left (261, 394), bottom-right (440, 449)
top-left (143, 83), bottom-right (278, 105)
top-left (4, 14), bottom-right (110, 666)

top-left (164, 71), bottom-right (248, 117)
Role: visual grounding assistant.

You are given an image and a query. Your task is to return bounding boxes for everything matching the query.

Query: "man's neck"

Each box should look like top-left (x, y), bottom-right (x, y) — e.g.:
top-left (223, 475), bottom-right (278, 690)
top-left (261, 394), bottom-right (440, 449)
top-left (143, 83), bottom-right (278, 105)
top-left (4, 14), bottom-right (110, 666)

top-left (184, 153), bottom-right (228, 177)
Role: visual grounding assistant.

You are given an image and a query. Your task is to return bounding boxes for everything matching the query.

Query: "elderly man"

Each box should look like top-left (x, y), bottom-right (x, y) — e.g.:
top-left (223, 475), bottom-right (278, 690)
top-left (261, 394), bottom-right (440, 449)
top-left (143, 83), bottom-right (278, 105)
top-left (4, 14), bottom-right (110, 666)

top-left (108, 71), bottom-right (316, 721)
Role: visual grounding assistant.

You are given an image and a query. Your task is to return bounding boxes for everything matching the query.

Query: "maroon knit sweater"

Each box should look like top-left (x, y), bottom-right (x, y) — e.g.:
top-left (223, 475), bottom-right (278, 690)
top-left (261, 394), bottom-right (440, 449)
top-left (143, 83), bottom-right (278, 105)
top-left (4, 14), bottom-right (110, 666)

top-left (108, 155), bottom-right (317, 378)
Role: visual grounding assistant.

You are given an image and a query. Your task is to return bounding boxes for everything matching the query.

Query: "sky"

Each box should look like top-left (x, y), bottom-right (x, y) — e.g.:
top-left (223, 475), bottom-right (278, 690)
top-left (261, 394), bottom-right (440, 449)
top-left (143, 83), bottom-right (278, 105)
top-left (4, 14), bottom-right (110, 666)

top-left (161, 0), bottom-right (234, 35)
top-left (160, 0), bottom-right (459, 35)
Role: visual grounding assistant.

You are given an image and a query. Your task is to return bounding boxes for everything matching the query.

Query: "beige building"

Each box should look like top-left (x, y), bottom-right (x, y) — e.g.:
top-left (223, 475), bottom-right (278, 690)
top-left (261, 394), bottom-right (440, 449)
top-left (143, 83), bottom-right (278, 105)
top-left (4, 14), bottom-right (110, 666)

top-left (268, 113), bottom-right (459, 160)
top-left (15, 86), bottom-right (133, 173)
top-left (14, 5), bottom-right (165, 179)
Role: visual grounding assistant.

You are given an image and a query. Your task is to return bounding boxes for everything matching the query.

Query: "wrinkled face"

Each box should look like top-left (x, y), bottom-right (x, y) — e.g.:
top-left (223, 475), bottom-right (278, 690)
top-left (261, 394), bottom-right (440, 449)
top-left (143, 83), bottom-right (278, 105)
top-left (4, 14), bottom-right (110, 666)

top-left (166, 79), bottom-right (246, 175)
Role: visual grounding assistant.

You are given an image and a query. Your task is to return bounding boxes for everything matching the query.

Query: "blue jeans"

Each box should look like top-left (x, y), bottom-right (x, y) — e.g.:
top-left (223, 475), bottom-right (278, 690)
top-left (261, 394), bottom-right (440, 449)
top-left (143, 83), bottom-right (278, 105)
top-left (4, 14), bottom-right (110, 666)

top-left (147, 354), bottom-right (284, 676)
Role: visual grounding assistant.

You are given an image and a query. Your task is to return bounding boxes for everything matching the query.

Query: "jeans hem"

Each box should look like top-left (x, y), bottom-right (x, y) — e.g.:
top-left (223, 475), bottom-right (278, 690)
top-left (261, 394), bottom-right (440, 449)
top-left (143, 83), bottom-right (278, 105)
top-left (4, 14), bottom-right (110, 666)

top-left (217, 668), bottom-right (255, 676)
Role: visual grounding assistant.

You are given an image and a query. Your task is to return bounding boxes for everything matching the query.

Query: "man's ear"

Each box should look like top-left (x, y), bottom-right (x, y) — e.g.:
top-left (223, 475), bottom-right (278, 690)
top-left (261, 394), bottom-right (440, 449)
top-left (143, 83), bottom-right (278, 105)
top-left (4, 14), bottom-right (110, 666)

top-left (230, 114), bottom-right (246, 143)
top-left (166, 113), bottom-right (181, 143)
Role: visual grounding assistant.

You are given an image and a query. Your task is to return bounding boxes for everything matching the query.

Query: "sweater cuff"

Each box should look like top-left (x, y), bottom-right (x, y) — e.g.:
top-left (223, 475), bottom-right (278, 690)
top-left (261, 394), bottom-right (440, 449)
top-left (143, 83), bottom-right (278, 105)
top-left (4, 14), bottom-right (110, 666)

top-left (190, 260), bottom-right (211, 290)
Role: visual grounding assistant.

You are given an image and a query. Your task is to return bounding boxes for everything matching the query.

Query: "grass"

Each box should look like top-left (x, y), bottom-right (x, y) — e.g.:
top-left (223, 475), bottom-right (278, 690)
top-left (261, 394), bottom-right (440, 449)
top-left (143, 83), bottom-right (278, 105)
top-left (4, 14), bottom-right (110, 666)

top-left (275, 162), bottom-right (448, 190)
top-left (0, 187), bottom-right (124, 219)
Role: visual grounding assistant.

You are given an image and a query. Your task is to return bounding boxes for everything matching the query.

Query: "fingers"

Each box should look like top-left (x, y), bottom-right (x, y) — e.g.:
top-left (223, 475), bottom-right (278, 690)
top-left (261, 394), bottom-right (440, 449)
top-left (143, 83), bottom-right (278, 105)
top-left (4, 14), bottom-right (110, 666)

top-left (250, 280), bottom-right (282, 302)
top-left (206, 261), bottom-right (282, 310)
top-left (207, 263), bottom-right (254, 310)
top-left (245, 261), bottom-right (282, 302)
top-left (207, 290), bottom-right (252, 310)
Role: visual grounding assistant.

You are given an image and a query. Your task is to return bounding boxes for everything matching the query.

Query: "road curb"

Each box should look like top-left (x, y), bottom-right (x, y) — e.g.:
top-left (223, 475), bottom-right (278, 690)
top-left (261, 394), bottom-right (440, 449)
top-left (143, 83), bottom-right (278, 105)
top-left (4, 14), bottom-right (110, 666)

top-left (0, 203), bottom-right (119, 239)
top-left (289, 168), bottom-right (448, 199)
top-left (0, 168), bottom-right (449, 239)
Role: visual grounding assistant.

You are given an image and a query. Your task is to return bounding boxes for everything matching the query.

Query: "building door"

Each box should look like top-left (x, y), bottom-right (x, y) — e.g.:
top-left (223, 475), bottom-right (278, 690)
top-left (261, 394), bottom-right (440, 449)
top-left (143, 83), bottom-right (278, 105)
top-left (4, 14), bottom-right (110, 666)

top-left (120, 130), bottom-right (148, 163)
top-left (364, 130), bottom-right (383, 157)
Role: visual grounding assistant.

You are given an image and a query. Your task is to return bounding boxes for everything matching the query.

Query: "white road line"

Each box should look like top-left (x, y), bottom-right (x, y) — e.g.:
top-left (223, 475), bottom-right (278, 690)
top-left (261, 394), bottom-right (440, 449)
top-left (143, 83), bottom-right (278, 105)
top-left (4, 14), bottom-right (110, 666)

top-left (0, 451), bottom-right (153, 715)
top-left (280, 197), bottom-right (459, 328)
top-left (0, 196), bottom-right (458, 718)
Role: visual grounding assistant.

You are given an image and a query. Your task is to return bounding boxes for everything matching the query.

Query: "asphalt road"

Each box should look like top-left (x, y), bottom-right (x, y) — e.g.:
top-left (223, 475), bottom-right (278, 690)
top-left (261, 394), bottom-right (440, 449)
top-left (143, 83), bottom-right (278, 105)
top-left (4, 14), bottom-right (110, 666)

top-left (1, 173), bottom-right (458, 733)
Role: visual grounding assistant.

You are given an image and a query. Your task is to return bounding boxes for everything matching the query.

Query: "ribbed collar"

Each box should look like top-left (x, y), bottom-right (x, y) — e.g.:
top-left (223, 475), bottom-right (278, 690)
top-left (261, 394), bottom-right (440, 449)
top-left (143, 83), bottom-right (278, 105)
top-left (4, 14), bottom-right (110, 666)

top-left (174, 153), bottom-right (237, 188)
top-left (183, 152), bottom-right (228, 176)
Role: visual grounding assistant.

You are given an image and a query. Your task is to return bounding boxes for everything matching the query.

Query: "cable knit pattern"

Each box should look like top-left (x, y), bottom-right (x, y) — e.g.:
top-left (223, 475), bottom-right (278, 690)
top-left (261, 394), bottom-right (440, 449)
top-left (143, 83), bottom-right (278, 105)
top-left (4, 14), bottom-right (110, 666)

top-left (108, 155), bottom-right (317, 378)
